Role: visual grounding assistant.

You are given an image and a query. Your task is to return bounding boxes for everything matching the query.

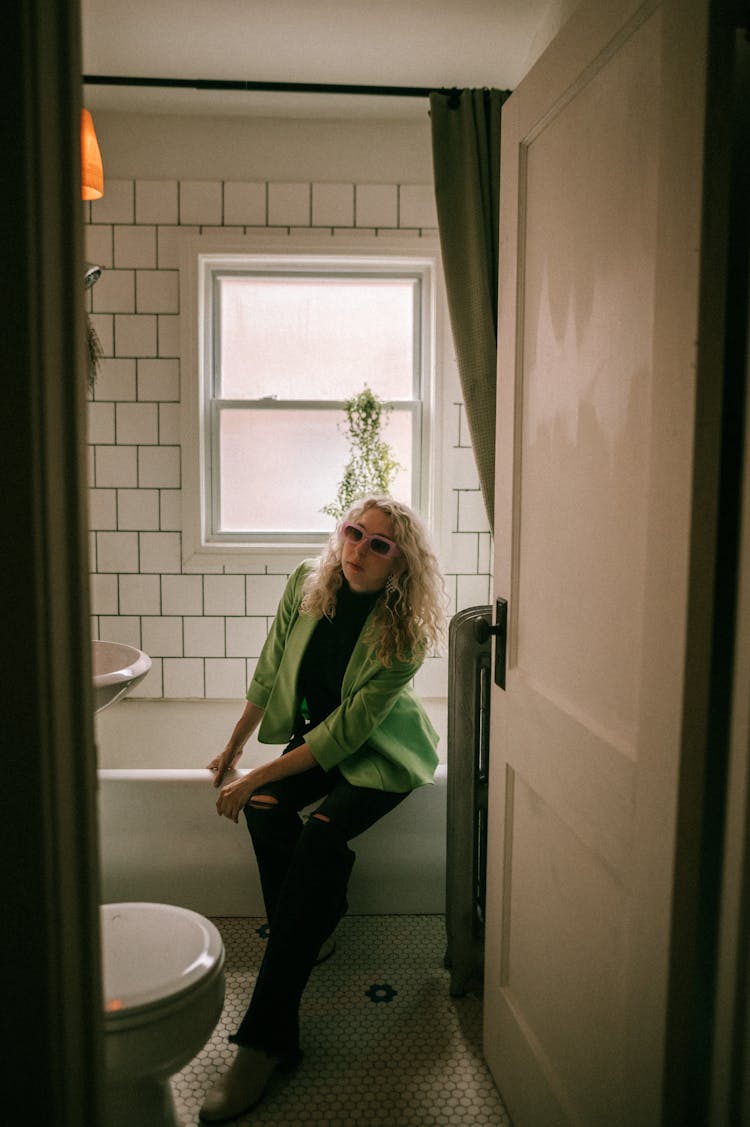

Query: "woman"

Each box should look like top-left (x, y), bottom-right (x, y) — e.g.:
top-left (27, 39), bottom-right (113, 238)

top-left (199, 495), bottom-right (446, 1123)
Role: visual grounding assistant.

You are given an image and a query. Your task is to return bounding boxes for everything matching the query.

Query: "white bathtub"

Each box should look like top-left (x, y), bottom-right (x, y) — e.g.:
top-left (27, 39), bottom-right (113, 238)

top-left (96, 700), bottom-right (447, 917)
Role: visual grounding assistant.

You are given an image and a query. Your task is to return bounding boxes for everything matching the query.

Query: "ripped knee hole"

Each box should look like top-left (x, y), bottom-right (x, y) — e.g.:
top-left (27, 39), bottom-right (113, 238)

top-left (248, 794), bottom-right (278, 810)
top-left (248, 797), bottom-right (332, 825)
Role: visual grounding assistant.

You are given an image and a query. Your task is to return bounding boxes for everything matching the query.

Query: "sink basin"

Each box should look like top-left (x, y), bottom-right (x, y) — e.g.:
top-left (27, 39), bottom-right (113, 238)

top-left (92, 640), bottom-right (151, 713)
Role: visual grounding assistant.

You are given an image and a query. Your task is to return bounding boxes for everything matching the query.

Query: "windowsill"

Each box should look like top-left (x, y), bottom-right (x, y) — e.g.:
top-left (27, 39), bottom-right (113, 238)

top-left (182, 538), bottom-right (331, 571)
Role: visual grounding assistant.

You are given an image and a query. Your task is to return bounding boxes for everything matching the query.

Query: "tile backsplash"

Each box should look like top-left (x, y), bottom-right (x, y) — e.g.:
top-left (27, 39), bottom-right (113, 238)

top-left (86, 177), bottom-right (492, 701)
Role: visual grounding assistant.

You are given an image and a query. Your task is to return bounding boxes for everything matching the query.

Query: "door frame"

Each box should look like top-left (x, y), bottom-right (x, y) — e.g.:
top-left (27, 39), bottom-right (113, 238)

top-left (3, 0), bottom-right (103, 1122)
top-left (674, 15), bottom-right (750, 1127)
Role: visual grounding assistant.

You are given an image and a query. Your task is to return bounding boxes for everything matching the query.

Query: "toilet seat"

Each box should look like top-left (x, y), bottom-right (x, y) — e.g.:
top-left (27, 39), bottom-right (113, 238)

top-left (101, 902), bottom-right (224, 1019)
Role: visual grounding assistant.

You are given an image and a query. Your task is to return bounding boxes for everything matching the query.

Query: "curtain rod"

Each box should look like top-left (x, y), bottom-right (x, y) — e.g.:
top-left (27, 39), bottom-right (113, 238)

top-left (82, 75), bottom-right (457, 98)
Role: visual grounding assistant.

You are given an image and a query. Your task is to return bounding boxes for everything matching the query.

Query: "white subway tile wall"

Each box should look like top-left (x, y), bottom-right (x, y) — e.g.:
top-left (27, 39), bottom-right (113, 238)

top-left (135, 179), bottom-right (179, 225)
top-left (312, 182), bottom-right (355, 228)
top-left (355, 185), bottom-right (399, 228)
top-left (86, 178), bottom-right (492, 700)
top-left (223, 181), bottom-right (266, 226)
top-left (180, 181), bottom-right (223, 226)
top-left (268, 181), bottom-right (311, 226)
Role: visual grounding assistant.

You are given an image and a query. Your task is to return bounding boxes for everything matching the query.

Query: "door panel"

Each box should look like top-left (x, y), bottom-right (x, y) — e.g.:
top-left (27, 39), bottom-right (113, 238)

top-left (484, 1), bottom-right (712, 1123)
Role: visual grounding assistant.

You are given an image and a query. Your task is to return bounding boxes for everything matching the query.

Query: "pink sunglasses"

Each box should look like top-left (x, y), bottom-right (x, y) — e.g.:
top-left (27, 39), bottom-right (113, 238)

top-left (339, 521), bottom-right (402, 559)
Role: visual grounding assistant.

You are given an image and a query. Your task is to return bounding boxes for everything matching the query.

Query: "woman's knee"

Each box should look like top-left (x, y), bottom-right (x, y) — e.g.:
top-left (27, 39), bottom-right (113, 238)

top-left (243, 792), bottom-right (289, 836)
top-left (301, 812), bottom-right (354, 868)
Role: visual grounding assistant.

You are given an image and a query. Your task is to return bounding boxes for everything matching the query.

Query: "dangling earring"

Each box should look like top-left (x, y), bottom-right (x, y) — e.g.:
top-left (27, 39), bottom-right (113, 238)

top-left (386, 573), bottom-right (396, 595)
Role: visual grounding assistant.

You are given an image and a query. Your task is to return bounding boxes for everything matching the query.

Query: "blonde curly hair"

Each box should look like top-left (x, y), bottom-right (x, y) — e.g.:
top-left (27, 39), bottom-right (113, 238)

top-left (300, 495), bottom-right (447, 665)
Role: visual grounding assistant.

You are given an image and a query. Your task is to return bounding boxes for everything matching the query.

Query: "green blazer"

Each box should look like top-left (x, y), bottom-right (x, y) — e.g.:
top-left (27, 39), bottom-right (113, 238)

top-left (246, 561), bottom-right (439, 792)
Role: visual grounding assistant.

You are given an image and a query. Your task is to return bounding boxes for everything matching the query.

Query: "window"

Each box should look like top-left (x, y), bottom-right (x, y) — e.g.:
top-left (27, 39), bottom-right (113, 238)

top-left (181, 235), bottom-right (440, 562)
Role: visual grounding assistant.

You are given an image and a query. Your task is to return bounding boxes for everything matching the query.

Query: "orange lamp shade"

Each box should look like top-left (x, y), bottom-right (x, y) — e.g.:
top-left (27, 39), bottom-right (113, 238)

top-left (81, 108), bottom-right (104, 200)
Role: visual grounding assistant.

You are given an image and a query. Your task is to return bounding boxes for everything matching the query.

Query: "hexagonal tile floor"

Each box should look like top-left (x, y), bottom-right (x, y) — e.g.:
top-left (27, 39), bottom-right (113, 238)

top-left (172, 914), bottom-right (511, 1126)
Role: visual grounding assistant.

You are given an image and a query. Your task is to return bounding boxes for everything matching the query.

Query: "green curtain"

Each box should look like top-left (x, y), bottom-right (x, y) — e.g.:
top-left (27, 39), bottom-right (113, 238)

top-left (429, 88), bottom-right (510, 532)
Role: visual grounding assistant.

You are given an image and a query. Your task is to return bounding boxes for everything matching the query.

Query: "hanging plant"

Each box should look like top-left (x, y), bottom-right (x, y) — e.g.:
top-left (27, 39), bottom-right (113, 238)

top-left (322, 385), bottom-right (403, 520)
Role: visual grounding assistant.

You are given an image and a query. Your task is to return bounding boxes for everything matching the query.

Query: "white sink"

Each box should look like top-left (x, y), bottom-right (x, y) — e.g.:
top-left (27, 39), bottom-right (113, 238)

top-left (92, 640), bottom-right (151, 713)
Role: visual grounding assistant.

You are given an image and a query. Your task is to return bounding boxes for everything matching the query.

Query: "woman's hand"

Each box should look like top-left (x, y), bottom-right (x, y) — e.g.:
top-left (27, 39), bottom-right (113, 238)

top-left (207, 744), bottom-right (243, 788)
top-left (207, 700), bottom-right (265, 788)
top-left (215, 769), bottom-right (261, 824)
top-left (214, 742), bottom-right (318, 824)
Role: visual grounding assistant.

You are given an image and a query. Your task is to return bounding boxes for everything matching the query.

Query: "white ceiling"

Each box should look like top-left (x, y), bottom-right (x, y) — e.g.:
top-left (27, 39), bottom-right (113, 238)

top-left (81, 0), bottom-right (562, 119)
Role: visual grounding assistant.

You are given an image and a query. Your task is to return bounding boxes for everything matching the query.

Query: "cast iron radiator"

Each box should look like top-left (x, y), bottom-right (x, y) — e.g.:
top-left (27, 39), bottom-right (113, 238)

top-left (444, 604), bottom-right (492, 996)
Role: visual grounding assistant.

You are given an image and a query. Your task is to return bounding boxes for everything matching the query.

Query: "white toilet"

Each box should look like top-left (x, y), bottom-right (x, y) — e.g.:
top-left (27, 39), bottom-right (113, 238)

top-left (101, 902), bottom-right (225, 1127)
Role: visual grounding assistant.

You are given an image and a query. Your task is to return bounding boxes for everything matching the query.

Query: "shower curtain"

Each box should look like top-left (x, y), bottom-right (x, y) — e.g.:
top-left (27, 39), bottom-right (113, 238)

top-left (429, 88), bottom-right (510, 531)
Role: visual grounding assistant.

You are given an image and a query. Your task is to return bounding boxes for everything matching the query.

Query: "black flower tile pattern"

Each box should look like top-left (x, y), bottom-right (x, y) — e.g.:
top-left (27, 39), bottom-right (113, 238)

top-left (171, 915), bottom-right (512, 1126)
top-left (364, 982), bottom-right (397, 1004)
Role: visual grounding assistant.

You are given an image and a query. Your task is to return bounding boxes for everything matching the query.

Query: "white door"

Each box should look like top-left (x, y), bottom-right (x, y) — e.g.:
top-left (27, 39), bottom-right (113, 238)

top-left (484, 1), bottom-right (719, 1123)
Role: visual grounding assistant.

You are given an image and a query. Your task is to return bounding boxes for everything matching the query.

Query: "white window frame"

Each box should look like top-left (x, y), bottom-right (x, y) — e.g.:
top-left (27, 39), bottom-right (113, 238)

top-left (180, 232), bottom-right (444, 567)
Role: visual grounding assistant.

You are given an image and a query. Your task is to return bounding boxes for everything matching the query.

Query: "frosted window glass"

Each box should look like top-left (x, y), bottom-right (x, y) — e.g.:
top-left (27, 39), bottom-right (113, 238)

top-left (219, 409), bottom-right (413, 533)
top-left (219, 277), bottom-right (416, 400)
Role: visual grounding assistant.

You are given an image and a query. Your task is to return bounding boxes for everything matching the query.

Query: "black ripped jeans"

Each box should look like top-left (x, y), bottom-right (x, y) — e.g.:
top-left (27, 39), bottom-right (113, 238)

top-left (230, 735), bottom-right (409, 1062)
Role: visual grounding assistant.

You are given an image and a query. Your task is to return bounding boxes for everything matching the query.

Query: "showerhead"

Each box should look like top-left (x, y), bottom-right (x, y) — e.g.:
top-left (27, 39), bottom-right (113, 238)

top-left (84, 261), bottom-right (103, 289)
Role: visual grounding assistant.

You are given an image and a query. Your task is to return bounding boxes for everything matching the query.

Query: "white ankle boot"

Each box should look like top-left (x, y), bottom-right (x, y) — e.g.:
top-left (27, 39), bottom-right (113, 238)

top-left (199, 1046), bottom-right (279, 1123)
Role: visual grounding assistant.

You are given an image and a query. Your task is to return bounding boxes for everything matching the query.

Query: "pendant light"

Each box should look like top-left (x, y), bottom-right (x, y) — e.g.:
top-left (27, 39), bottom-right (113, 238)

top-left (81, 108), bottom-right (104, 200)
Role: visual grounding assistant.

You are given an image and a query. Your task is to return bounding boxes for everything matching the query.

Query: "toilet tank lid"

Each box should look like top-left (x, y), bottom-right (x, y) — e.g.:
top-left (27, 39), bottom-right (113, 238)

top-left (100, 902), bottom-right (224, 1013)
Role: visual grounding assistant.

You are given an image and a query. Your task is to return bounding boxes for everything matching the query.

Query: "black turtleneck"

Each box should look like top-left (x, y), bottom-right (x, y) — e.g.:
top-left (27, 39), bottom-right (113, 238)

top-left (296, 579), bottom-right (379, 730)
